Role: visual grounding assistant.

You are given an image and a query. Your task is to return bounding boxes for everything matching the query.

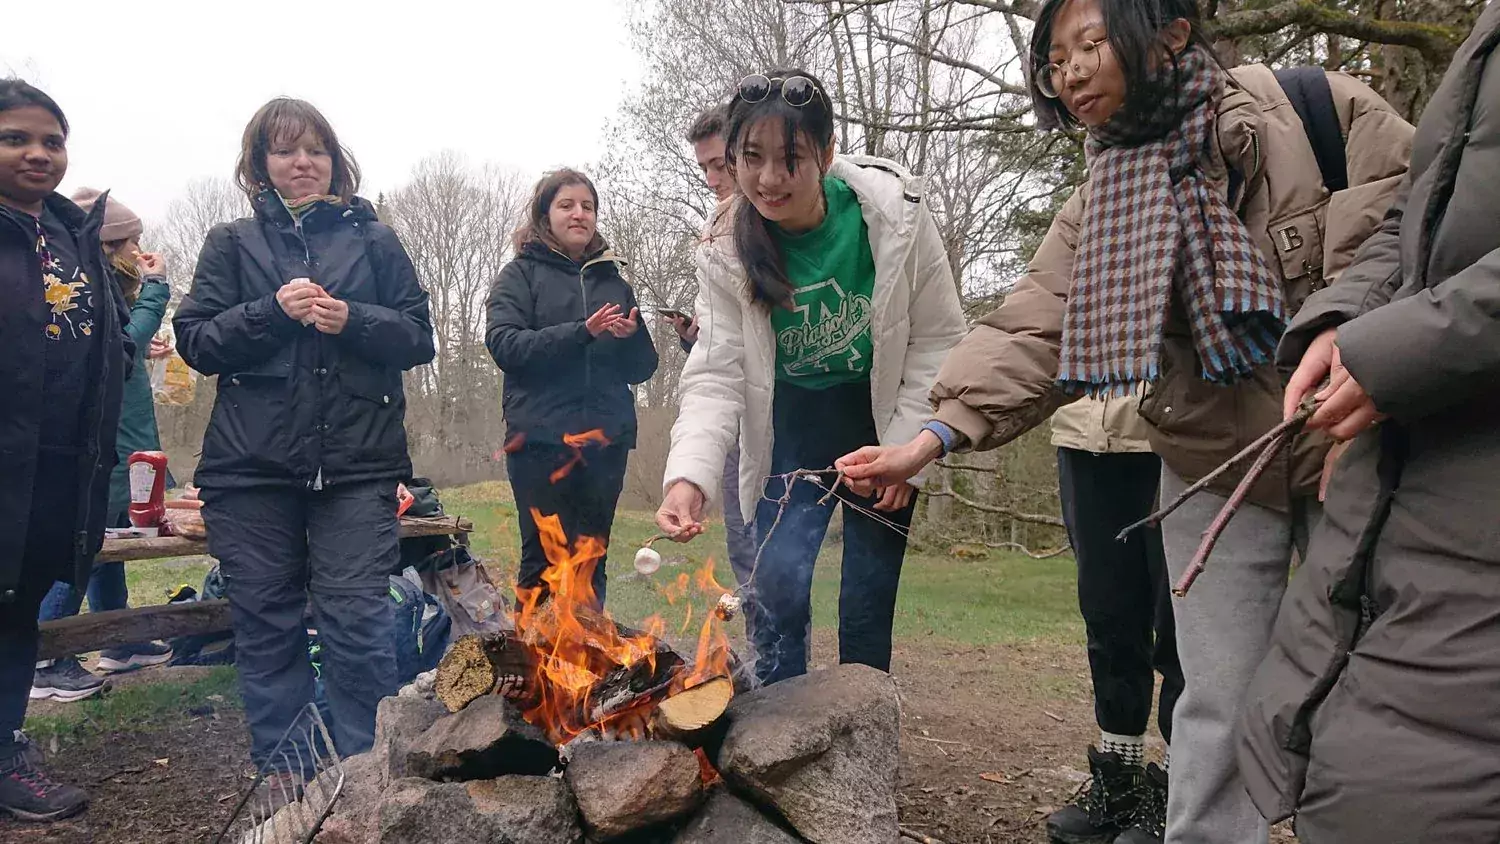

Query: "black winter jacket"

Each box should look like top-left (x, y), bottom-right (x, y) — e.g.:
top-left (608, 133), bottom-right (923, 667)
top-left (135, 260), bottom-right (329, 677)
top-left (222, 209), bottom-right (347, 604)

top-left (174, 192), bottom-right (435, 489)
top-left (0, 194), bottom-right (131, 600)
top-left (485, 241), bottom-right (658, 448)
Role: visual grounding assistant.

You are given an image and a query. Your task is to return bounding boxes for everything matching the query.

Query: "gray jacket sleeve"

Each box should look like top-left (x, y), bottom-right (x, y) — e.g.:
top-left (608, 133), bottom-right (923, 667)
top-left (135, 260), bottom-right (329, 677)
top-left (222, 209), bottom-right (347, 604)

top-left (1336, 242), bottom-right (1500, 421)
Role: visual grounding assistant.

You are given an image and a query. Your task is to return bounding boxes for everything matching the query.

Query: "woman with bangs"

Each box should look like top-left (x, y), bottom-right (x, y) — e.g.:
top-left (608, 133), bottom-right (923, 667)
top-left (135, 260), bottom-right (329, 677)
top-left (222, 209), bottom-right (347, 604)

top-left (174, 98), bottom-right (435, 769)
top-left (655, 70), bottom-right (967, 688)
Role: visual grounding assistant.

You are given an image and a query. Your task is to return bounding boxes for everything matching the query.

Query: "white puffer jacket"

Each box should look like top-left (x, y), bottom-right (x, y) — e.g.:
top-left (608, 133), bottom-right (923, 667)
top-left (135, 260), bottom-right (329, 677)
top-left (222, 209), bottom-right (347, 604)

top-left (663, 154), bottom-right (968, 523)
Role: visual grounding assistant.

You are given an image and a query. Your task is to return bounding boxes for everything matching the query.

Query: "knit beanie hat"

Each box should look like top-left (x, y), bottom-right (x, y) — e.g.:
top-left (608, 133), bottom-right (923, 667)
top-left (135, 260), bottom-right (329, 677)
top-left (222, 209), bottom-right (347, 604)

top-left (71, 187), bottom-right (144, 243)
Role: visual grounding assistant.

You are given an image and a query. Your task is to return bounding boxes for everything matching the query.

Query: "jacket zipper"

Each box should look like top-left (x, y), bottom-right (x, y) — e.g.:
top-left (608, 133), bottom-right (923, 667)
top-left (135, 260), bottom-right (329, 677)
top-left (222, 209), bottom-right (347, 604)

top-left (279, 196), bottom-right (325, 490)
top-left (578, 263), bottom-right (591, 391)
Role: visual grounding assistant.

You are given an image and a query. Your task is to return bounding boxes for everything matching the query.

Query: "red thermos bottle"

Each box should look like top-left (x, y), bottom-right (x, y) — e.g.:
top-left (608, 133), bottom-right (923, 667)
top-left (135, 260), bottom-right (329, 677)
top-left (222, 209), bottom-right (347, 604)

top-left (128, 451), bottom-right (170, 531)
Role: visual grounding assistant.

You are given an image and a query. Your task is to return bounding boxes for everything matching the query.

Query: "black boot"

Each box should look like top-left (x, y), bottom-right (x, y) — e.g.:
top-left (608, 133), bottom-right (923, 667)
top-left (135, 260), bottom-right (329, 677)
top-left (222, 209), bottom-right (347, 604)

top-left (0, 734), bottom-right (88, 822)
top-left (1114, 762), bottom-right (1167, 844)
top-left (1046, 747), bottom-right (1145, 844)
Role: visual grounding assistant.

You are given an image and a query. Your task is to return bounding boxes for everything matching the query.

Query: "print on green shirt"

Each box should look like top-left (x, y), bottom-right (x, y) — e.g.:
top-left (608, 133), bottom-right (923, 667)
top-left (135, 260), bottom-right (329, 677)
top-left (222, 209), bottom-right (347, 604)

top-left (768, 176), bottom-right (877, 389)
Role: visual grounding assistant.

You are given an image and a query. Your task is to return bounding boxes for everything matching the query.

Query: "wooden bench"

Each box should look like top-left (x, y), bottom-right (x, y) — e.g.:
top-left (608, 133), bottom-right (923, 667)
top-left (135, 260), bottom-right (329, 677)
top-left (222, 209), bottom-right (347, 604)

top-left (37, 516), bottom-right (472, 661)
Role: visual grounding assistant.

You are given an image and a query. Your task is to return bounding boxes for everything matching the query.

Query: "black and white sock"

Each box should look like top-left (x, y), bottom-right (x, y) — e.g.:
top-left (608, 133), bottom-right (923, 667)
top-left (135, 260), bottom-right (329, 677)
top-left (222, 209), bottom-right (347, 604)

top-left (1100, 732), bottom-right (1145, 767)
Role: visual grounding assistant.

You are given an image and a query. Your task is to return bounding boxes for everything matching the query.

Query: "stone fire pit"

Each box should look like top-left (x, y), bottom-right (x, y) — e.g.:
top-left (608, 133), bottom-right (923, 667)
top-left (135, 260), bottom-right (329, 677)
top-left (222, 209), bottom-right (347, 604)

top-left (297, 662), bottom-right (900, 844)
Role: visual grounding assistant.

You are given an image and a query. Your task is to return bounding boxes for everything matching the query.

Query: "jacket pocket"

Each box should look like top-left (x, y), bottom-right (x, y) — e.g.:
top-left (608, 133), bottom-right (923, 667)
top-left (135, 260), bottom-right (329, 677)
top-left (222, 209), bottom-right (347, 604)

top-left (207, 357), bottom-right (293, 471)
top-left (1266, 205), bottom-right (1327, 315)
top-left (1138, 341), bottom-right (1240, 477)
top-left (335, 365), bottom-right (406, 467)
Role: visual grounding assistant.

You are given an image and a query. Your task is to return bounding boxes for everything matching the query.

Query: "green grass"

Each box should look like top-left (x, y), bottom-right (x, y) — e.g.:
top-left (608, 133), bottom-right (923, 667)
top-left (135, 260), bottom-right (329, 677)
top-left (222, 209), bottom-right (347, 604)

top-left (25, 666), bottom-right (239, 744)
top-left (443, 482), bottom-right (1083, 648)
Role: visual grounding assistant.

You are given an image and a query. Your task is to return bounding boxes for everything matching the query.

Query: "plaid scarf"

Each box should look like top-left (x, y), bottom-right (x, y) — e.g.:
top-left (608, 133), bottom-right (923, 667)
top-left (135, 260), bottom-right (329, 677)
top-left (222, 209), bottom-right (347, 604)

top-left (1057, 48), bottom-right (1285, 396)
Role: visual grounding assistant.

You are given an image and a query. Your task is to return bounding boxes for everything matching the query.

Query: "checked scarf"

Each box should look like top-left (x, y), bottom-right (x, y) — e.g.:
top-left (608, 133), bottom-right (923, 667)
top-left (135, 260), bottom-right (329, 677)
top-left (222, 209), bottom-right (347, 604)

top-left (1057, 47), bottom-right (1286, 397)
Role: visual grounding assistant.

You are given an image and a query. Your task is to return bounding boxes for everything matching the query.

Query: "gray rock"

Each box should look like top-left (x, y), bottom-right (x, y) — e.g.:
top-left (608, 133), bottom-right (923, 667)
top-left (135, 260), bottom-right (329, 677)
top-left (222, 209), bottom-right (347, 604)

top-left (371, 694), bottom-right (447, 787)
top-left (715, 664), bottom-right (900, 844)
top-left (406, 694), bottom-right (559, 781)
top-left (312, 752), bottom-right (383, 844)
top-left (378, 775), bottom-right (582, 844)
top-left (565, 740), bottom-right (705, 840)
top-left (672, 790), bottom-right (805, 844)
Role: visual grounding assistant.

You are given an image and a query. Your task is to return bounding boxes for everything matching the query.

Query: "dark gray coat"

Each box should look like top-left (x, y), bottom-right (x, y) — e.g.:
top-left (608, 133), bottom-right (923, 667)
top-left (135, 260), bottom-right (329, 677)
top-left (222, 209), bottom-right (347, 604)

top-left (1238, 7), bottom-right (1500, 840)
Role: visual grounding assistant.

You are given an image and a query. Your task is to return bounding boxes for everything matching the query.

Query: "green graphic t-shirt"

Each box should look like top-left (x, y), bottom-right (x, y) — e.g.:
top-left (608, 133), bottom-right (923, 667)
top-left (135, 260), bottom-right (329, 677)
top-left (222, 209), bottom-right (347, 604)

top-left (768, 176), bottom-right (876, 388)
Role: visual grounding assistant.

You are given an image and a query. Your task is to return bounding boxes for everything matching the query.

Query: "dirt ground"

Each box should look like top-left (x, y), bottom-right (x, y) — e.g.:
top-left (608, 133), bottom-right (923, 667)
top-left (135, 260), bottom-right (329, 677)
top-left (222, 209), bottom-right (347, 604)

top-left (0, 640), bottom-right (1288, 844)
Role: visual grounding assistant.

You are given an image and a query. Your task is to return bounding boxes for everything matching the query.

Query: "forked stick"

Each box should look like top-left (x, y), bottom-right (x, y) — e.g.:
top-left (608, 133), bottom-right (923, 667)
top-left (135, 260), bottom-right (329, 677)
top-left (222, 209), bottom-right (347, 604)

top-left (1115, 398), bottom-right (1318, 541)
top-left (1171, 426), bottom-right (1295, 596)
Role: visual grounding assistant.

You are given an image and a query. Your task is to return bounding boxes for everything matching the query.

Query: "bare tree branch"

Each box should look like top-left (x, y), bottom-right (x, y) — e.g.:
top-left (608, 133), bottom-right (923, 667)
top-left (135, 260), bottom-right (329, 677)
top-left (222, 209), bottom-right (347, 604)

top-left (923, 487), bottom-right (1066, 527)
top-left (1213, 0), bottom-right (1464, 62)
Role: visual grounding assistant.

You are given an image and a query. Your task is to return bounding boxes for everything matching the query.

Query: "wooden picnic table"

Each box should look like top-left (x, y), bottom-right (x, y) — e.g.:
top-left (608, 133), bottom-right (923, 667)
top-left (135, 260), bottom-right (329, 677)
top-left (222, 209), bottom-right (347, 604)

top-left (37, 515), bottom-right (473, 661)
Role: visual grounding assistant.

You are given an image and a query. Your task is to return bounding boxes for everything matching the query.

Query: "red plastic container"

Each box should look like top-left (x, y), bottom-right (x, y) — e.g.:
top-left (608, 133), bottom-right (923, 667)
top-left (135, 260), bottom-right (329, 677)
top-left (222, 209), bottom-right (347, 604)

top-left (128, 451), bottom-right (170, 530)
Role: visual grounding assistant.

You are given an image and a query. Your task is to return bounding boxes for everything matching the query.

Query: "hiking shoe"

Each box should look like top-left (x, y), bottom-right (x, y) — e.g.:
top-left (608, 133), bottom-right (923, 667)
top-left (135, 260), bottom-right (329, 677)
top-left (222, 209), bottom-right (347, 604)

top-left (1046, 747), bottom-right (1145, 844)
top-left (1113, 762), bottom-right (1167, 844)
top-left (97, 641), bottom-right (174, 673)
top-left (30, 658), bottom-right (106, 702)
top-left (0, 736), bottom-right (88, 821)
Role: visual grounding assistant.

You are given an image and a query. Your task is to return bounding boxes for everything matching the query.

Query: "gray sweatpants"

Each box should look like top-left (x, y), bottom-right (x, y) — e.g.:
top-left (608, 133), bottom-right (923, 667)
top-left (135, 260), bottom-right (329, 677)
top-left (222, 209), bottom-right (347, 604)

top-left (1160, 469), bottom-right (1319, 844)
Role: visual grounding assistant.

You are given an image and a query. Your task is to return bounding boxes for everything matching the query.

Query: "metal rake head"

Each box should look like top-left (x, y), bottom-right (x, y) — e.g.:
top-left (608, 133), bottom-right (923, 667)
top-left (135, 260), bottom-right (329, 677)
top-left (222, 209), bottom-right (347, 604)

top-left (215, 703), bottom-right (346, 844)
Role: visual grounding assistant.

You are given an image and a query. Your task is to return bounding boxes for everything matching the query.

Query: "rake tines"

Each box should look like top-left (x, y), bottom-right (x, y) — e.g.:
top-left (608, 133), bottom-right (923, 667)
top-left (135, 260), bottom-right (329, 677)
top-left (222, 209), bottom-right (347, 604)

top-left (215, 703), bottom-right (346, 844)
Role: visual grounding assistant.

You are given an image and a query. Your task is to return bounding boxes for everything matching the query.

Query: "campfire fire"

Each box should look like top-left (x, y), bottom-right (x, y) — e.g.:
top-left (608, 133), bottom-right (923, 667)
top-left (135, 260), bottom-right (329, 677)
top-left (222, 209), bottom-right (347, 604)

top-left (452, 428), bottom-right (740, 748)
top-left (510, 508), bottom-right (736, 745)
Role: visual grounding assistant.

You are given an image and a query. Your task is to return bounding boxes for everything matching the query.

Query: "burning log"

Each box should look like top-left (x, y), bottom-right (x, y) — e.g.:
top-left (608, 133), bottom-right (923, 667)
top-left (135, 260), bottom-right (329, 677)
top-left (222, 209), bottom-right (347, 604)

top-left (651, 676), bottom-right (734, 748)
top-left (433, 633), bottom-right (538, 713)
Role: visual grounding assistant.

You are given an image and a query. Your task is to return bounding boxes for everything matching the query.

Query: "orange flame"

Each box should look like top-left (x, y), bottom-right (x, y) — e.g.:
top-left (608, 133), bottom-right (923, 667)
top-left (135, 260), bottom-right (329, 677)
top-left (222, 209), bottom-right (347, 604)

top-left (515, 508), bottom-right (661, 743)
top-left (511, 502), bottom-right (737, 744)
top-left (549, 429), bottom-right (610, 484)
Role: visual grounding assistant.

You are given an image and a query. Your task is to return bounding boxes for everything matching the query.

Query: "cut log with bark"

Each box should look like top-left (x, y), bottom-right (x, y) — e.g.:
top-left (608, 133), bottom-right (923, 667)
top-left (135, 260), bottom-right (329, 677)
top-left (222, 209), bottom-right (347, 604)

top-left (583, 646), bottom-right (685, 725)
top-left (434, 633), bottom-right (538, 713)
top-left (37, 600), bottom-right (230, 661)
top-left (652, 677), bottom-right (733, 747)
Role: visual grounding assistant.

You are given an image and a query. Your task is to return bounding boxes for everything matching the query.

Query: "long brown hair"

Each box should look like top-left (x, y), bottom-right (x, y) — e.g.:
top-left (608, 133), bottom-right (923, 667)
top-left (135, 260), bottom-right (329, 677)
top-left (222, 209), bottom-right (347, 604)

top-left (512, 168), bottom-right (604, 256)
top-left (235, 98), bottom-right (361, 202)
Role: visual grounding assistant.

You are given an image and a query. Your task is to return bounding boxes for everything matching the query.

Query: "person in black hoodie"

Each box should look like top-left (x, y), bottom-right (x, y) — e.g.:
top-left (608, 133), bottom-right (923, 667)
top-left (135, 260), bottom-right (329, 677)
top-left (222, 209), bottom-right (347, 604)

top-left (173, 98), bottom-right (435, 771)
top-left (0, 79), bottom-right (131, 822)
top-left (486, 168), bottom-right (657, 607)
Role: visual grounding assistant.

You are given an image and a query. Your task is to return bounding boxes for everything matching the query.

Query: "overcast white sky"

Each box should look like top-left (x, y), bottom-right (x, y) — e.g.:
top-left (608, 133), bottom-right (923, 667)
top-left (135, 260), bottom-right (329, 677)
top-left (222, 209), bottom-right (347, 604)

top-left (0, 0), bottom-right (641, 222)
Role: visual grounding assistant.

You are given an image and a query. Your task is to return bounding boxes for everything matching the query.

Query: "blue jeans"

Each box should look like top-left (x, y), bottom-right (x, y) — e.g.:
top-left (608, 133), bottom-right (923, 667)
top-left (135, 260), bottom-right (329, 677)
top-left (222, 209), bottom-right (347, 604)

top-left (37, 562), bottom-right (128, 624)
top-left (749, 379), bottom-right (915, 686)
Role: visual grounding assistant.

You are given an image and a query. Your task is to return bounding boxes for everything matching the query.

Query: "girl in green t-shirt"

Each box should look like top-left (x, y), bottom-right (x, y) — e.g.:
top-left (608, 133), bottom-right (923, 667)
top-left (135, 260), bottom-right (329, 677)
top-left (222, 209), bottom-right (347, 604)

top-left (656, 69), bottom-right (966, 686)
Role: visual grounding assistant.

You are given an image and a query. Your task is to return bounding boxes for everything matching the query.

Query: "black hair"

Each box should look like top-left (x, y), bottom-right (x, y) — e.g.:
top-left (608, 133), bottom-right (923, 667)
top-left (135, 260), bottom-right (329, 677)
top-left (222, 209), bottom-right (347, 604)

top-left (723, 68), bottom-right (836, 309)
top-left (1028, 0), bottom-right (1218, 130)
top-left (686, 105), bottom-right (727, 144)
top-left (0, 79), bottom-right (69, 137)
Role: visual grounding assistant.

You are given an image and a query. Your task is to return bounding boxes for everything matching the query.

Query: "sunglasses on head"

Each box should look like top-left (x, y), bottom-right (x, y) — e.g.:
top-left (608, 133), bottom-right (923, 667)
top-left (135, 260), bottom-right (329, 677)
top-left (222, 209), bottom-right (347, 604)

top-left (738, 74), bottom-right (819, 108)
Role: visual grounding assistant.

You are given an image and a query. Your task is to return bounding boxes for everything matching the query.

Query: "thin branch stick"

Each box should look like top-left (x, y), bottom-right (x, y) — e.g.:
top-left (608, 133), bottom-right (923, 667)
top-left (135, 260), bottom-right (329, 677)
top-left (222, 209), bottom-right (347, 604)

top-left (900, 827), bottom-right (950, 844)
top-left (983, 541), bottom-right (1072, 559)
top-left (923, 487), bottom-right (1066, 527)
top-left (1116, 400), bottom-right (1317, 541)
top-left (1172, 427), bottom-right (1295, 597)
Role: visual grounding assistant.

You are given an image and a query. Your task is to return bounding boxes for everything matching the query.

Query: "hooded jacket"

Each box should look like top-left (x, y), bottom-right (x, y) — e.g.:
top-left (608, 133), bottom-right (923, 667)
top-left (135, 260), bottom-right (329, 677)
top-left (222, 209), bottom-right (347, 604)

top-left (0, 193), bottom-right (131, 600)
top-left (663, 154), bottom-right (969, 523)
top-left (485, 239), bottom-right (659, 448)
top-left (1238, 8), bottom-right (1500, 839)
top-left (174, 192), bottom-right (435, 489)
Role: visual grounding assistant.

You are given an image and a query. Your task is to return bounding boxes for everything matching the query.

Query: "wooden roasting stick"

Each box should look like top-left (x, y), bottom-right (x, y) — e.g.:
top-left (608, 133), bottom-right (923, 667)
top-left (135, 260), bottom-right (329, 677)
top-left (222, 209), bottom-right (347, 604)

top-left (1117, 399), bottom-right (1319, 597)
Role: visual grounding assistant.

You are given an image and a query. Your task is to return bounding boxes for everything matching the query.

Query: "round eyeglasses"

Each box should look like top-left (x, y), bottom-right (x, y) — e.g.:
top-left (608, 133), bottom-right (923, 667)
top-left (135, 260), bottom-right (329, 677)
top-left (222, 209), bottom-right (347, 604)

top-left (1036, 39), bottom-right (1106, 99)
